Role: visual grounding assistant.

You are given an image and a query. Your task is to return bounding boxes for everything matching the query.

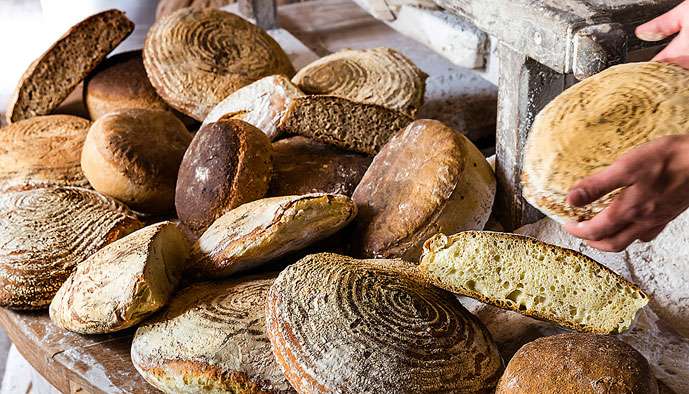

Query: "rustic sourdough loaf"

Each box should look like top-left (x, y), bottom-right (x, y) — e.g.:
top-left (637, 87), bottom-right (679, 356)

top-left (293, 48), bottom-right (427, 116)
top-left (156, 0), bottom-right (235, 19)
top-left (175, 119), bottom-right (272, 234)
top-left (351, 119), bottom-right (495, 260)
top-left (143, 8), bottom-right (294, 121)
top-left (419, 231), bottom-right (648, 333)
top-left (266, 253), bottom-right (503, 393)
top-left (81, 108), bottom-right (192, 214)
top-left (268, 136), bottom-right (372, 197)
top-left (202, 75), bottom-right (305, 140)
top-left (276, 95), bottom-right (413, 155)
top-left (523, 62), bottom-right (689, 222)
top-left (6, 9), bottom-right (133, 124)
top-left (192, 194), bottom-right (356, 278)
top-left (132, 274), bottom-right (294, 393)
top-left (0, 187), bottom-right (142, 310)
top-left (0, 115), bottom-right (90, 192)
top-left (495, 333), bottom-right (658, 394)
top-left (49, 221), bottom-right (189, 334)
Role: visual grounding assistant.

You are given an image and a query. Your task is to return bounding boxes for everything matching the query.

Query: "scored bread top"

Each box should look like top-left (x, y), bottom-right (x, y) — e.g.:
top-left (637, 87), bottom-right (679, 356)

top-left (292, 47), bottom-right (427, 116)
top-left (6, 9), bottom-right (134, 124)
top-left (523, 62), bottom-right (689, 222)
top-left (0, 115), bottom-right (90, 192)
top-left (143, 8), bottom-right (295, 121)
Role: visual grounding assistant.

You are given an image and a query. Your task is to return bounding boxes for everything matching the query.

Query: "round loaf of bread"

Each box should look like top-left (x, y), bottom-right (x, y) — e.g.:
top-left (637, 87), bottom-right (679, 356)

top-left (156, 0), bottom-right (234, 19)
top-left (268, 136), bottom-right (372, 197)
top-left (50, 221), bottom-right (190, 334)
top-left (175, 119), bottom-right (272, 234)
top-left (266, 253), bottom-right (503, 393)
top-left (292, 48), bottom-right (427, 116)
top-left (193, 194), bottom-right (357, 278)
top-left (81, 108), bottom-right (192, 214)
top-left (351, 119), bottom-right (495, 260)
top-left (495, 333), bottom-right (658, 394)
top-left (0, 115), bottom-right (90, 192)
top-left (203, 75), bottom-right (305, 141)
top-left (523, 62), bottom-right (689, 222)
top-left (0, 187), bottom-right (142, 310)
top-left (131, 274), bottom-right (294, 393)
top-left (143, 8), bottom-right (295, 121)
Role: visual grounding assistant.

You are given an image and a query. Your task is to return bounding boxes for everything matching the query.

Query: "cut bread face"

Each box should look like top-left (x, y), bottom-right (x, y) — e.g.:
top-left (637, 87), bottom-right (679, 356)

top-left (419, 231), bottom-right (648, 334)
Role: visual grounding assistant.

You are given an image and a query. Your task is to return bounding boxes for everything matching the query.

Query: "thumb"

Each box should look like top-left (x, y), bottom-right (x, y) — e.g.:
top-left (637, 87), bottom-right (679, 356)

top-left (566, 160), bottom-right (636, 207)
top-left (636, 3), bottom-right (687, 42)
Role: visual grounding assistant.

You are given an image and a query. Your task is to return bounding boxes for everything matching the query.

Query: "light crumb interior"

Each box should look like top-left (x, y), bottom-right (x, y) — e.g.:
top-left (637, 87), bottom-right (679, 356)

top-left (421, 232), bottom-right (648, 333)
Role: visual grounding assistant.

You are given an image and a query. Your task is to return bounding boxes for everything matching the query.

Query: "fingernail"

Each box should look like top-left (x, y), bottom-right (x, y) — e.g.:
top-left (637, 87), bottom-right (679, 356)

top-left (569, 189), bottom-right (588, 206)
top-left (636, 31), bottom-right (666, 42)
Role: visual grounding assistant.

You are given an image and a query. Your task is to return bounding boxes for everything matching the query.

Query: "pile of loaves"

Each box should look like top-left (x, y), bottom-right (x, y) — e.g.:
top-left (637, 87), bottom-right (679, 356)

top-left (1, 6), bottom-right (686, 394)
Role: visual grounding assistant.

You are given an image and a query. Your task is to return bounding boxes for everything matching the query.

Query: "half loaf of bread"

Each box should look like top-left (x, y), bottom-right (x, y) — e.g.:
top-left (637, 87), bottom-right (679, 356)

top-left (419, 231), bottom-right (648, 333)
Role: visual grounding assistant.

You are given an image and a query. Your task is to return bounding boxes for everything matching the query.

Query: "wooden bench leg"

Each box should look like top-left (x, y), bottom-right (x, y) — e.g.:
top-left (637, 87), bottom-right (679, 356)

top-left (238, 0), bottom-right (277, 30)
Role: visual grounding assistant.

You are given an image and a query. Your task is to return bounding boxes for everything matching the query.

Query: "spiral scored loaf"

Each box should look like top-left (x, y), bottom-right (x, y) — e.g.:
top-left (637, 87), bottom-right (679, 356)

top-left (0, 115), bottom-right (90, 192)
top-left (49, 221), bottom-right (190, 334)
top-left (132, 274), bottom-right (294, 393)
top-left (523, 62), bottom-right (689, 222)
top-left (143, 8), bottom-right (295, 121)
top-left (6, 9), bottom-right (133, 123)
top-left (193, 194), bottom-right (357, 278)
top-left (266, 253), bottom-right (503, 393)
top-left (292, 48), bottom-right (427, 116)
top-left (0, 187), bottom-right (142, 310)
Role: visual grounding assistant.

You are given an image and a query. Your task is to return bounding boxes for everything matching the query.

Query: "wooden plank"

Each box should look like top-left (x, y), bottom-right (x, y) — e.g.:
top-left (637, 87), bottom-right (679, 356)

top-left (238, 0), bottom-right (277, 29)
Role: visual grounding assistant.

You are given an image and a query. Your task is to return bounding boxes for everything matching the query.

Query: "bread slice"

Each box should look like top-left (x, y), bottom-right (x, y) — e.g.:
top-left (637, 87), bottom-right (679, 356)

top-left (6, 9), bottom-right (134, 124)
top-left (276, 95), bottom-right (413, 155)
top-left (419, 231), bottom-right (648, 334)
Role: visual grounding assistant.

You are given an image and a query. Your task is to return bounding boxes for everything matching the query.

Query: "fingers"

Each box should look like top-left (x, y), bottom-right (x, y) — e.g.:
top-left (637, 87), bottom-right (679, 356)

top-left (584, 222), bottom-right (650, 252)
top-left (566, 161), bottom-right (635, 207)
top-left (636, 3), bottom-right (687, 42)
top-left (652, 29), bottom-right (689, 65)
top-left (639, 224), bottom-right (666, 242)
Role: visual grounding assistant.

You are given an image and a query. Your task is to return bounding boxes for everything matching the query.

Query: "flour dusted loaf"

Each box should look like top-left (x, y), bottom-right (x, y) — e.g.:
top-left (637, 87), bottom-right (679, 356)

top-left (266, 253), bottom-right (503, 393)
top-left (81, 108), bottom-right (192, 214)
top-left (276, 95), bottom-right (413, 155)
top-left (0, 115), bottom-right (90, 192)
top-left (203, 75), bottom-right (305, 140)
top-left (176, 119), bottom-right (272, 234)
top-left (49, 222), bottom-right (189, 334)
top-left (143, 8), bottom-right (294, 121)
top-left (0, 187), bottom-right (142, 310)
top-left (523, 62), bottom-right (689, 222)
top-left (193, 194), bottom-right (356, 278)
top-left (6, 9), bottom-right (133, 123)
top-left (351, 119), bottom-right (495, 260)
top-left (269, 136), bottom-right (372, 197)
top-left (132, 274), bottom-right (294, 393)
top-left (293, 47), bottom-right (427, 116)
top-left (495, 333), bottom-right (658, 394)
top-left (420, 231), bottom-right (648, 333)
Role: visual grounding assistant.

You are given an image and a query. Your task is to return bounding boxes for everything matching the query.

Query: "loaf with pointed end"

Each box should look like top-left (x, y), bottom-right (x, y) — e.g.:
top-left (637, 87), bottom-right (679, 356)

top-left (351, 119), bottom-right (495, 260)
top-left (203, 75), bottom-right (304, 140)
top-left (131, 274), bottom-right (294, 393)
top-left (293, 47), bottom-right (427, 116)
top-left (266, 253), bottom-right (503, 393)
top-left (81, 108), bottom-right (192, 214)
top-left (49, 222), bottom-right (189, 334)
top-left (175, 119), bottom-right (272, 234)
top-left (143, 8), bottom-right (295, 121)
top-left (0, 187), bottom-right (142, 310)
top-left (276, 95), bottom-right (413, 155)
top-left (495, 333), bottom-right (658, 394)
top-left (193, 194), bottom-right (357, 278)
top-left (6, 9), bottom-right (133, 124)
top-left (0, 115), bottom-right (90, 192)
top-left (268, 136), bottom-right (372, 197)
top-left (419, 231), bottom-right (649, 334)
top-left (523, 62), bottom-right (689, 222)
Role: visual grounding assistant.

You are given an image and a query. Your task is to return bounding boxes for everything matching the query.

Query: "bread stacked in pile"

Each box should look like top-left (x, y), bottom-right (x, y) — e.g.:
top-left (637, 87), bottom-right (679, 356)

top-left (0, 7), bottom-right (674, 394)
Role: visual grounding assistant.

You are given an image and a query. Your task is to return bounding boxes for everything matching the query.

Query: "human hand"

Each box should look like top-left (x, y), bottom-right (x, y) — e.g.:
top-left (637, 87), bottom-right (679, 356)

top-left (636, 1), bottom-right (689, 68)
top-left (563, 135), bottom-right (689, 252)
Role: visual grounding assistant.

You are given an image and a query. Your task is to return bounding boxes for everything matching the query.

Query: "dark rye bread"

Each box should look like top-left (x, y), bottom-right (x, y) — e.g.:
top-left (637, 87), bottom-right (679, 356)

top-left (495, 333), bottom-right (658, 394)
top-left (276, 95), bottom-right (413, 155)
top-left (175, 119), bottom-right (272, 234)
top-left (6, 9), bottom-right (134, 124)
top-left (268, 136), bottom-right (372, 197)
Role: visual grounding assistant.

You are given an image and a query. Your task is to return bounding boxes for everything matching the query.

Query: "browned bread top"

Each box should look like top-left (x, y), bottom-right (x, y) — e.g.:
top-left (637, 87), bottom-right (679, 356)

top-left (155, 0), bottom-right (235, 20)
top-left (6, 9), bottom-right (134, 124)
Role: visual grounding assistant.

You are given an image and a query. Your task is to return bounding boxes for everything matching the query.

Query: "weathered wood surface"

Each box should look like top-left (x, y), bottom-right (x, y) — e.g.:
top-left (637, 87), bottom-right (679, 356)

top-left (238, 0), bottom-right (277, 29)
